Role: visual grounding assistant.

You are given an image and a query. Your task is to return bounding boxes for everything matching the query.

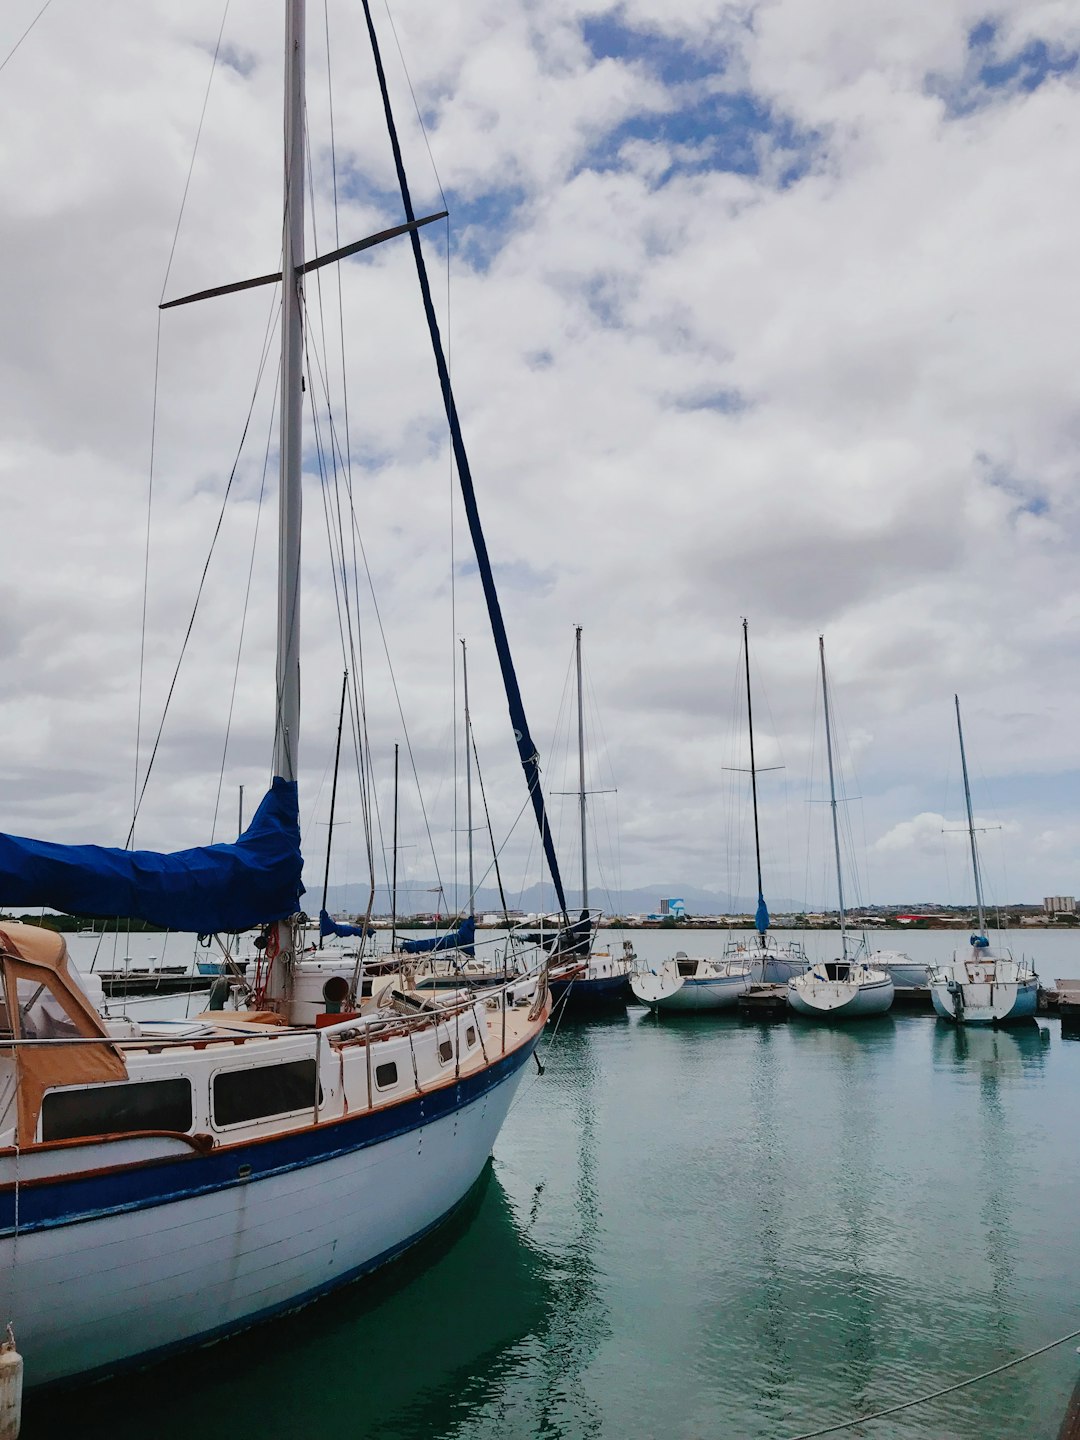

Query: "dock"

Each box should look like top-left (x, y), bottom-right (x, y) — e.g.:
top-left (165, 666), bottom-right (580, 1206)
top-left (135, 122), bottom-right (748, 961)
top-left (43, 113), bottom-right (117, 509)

top-left (1056, 979), bottom-right (1080, 1032)
top-left (98, 969), bottom-right (212, 999)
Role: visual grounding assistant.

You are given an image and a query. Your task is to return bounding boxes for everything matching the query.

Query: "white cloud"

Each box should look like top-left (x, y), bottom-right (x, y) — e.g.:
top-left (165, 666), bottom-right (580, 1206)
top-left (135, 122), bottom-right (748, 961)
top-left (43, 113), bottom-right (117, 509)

top-left (2, 0), bottom-right (1080, 910)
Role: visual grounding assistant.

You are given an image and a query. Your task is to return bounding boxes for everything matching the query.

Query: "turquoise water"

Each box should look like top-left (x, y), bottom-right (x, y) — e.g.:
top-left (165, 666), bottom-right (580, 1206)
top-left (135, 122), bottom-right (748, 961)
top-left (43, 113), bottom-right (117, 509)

top-left (25, 935), bottom-right (1080, 1439)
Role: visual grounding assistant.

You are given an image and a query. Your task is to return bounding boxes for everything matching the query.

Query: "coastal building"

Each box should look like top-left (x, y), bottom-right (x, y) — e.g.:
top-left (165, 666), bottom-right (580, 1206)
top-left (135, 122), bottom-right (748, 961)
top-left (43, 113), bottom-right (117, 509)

top-left (1044, 896), bottom-right (1076, 915)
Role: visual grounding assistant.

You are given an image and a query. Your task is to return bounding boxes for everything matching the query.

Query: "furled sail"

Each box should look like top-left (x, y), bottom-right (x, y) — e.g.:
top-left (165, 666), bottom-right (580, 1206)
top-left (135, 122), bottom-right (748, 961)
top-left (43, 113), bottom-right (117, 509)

top-left (319, 909), bottom-right (370, 940)
top-left (400, 915), bottom-right (476, 957)
top-left (755, 894), bottom-right (770, 935)
top-left (0, 777), bottom-right (303, 933)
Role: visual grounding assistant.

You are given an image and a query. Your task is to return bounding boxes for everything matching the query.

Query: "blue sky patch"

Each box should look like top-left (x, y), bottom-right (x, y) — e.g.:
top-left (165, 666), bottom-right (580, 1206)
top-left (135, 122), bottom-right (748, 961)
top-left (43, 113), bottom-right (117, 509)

top-left (930, 21), bottom-right (1079, 116)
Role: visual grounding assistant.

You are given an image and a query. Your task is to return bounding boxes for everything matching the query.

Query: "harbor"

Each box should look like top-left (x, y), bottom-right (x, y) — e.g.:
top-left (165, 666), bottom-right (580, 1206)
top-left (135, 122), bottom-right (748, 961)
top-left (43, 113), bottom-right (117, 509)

top-left (2, 0), bottom-right (1080, 1436)
top-left (21, 925), bottom-right (1080, 1440)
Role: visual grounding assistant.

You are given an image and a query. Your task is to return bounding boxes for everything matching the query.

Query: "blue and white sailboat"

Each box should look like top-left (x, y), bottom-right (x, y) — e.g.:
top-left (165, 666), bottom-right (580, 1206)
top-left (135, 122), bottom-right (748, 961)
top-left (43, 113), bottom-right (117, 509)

top-left (927, 698), bottom-right (1038, 1025)
top-left (723, 620), bottom-right (809, 985)
top-left (0, 0), bottom-right (564, 1389)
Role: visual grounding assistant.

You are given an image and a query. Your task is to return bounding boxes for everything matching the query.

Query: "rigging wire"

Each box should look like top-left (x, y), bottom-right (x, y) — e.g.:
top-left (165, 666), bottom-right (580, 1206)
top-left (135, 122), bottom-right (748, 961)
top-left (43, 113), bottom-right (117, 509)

top-left (134, 0), bottom-right (231, 848)
top-left (209, 340), bottom-right (280, 842)
top-left (0, 0), bottom-right (54, 79)
top-left (783, 1325), bottom-right (1080, 1440)
top-left (127, 296), bottom-right (282, 845)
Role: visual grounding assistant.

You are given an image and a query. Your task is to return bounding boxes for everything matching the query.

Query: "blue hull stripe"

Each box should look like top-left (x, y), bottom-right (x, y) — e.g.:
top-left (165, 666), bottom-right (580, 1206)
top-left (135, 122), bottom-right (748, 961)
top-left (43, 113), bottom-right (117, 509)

top-left (0, 1033), bottom-right (537, 1236)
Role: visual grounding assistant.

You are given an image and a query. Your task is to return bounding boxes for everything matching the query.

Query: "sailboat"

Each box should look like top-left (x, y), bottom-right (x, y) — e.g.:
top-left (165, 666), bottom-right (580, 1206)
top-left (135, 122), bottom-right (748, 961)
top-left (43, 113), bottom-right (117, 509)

top-left (546, 627), bottom-right (634, 1006)
top-left (0, 0), bottom-right (562, 1389)
top-left (927, 698), bottom-right (1038, 1025)
top-left (787, 638), bottom-right (894, 1020)
top-left (722, 620), bottom-right (810, 985)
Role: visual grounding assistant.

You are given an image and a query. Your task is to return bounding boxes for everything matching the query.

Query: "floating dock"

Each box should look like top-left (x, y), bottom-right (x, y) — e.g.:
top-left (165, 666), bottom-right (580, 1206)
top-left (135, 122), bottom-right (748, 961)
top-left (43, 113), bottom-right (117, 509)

top-left (98, 970), bottom-right (212, 999)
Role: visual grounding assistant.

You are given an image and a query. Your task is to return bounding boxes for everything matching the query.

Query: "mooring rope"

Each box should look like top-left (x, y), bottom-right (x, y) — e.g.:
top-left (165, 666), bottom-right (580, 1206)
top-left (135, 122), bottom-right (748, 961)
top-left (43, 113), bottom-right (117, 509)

top-left (786, 1326), bottom-right (1080, 1438)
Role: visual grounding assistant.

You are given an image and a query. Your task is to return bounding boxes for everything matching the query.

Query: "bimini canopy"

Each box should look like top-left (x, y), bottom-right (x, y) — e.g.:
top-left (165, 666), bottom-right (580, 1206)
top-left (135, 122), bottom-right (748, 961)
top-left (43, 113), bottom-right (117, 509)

top-left (0, 778), bottom-right (303, 934)
top-left (401, 915), bottom-right (476, 957)
top-left (0, 921), bottom-right (127, 1144)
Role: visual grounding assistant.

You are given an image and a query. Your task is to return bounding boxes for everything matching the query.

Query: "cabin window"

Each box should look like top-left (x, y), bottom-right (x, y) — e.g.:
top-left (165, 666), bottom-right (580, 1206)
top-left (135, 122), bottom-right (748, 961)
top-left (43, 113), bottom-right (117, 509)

top-left (213, 1059), bottom-right (318, 1128)
top-left (375, 1061), bottom-right (398, 1089)
top-left (438, 1039), bottom-right (454, 1064)
top-left (466, 1026), bottom-right (476, 1047)
top-left (42, 1078), bottom-right (193, 1142)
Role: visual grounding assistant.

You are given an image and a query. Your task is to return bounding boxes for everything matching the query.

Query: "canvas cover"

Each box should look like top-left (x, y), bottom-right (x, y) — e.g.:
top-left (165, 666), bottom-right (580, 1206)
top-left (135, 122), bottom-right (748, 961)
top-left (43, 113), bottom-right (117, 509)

top-left (0, 922), bottom-right (127, 1143)
top-left (0, 777), bottom-right (304, 933)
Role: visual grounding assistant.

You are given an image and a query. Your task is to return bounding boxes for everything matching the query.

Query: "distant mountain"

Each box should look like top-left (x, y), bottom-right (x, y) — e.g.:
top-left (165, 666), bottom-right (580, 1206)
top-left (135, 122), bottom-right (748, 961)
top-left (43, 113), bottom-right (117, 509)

top-left (320, 880), bottom-right (800, 917)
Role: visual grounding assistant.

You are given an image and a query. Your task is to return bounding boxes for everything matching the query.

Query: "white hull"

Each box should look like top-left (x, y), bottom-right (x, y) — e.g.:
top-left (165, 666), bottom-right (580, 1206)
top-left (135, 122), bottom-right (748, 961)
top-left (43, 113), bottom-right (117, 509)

top-left (878, 960), bottom-right (929, 989)
top-left (1, 1049), bottom-right (530, 1389)
top-left (929, 946), bottom-right (1038, 1025)
top-left (787, 966), bottom-right (894, 1020)
top-left (724, 941), bottom-right (809, 986)
top-left (630, 955), bottom-right (750, 1012)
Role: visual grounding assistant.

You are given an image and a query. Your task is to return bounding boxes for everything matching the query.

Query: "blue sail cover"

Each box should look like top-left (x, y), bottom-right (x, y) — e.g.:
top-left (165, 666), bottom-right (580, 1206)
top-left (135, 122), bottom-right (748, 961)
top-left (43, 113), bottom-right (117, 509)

top-left (970, 933), bottom-right (990, 948)
top-left (401, 915), bottom-right (476, 957)
top-left (319, 909), bottom-right (369, 940)
top-left (755, 894), bottom-right (770, 934)
top-left (360, 0), bottom-right (570, 922)
top-left (0, 778), bottom-right (303, 933)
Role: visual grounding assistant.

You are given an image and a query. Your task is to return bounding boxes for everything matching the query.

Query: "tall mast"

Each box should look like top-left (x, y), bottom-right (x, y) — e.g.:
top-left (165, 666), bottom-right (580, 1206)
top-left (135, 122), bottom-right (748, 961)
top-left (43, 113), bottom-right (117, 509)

top-left (576, 625), bottom-right (588, 914)
top-left (319, 669), bottom-right (348, 946)
top-left (462, 639), bottom-right (475, 916)
top-left (273, 0), bottom-right (305, 786)
top-left (391, 742), bottom-right (399, 950)
top-left (743, 619), bottom-right (767, 946)
top-left (819, 636), bottom-right (847, 957)
top-left (955, 695), bottom-right (986, 936)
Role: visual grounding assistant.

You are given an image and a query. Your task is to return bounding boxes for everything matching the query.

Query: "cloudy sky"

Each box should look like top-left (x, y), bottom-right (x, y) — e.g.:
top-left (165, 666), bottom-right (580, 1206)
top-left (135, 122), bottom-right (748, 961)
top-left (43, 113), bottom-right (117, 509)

top-left (2, 0), bottom-right (1079, 915)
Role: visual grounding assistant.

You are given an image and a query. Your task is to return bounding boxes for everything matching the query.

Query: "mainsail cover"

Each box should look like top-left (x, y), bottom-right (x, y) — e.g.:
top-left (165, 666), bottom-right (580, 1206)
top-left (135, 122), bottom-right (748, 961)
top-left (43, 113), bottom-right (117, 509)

top-left (0, 777), bottom-right (303, 933)
top-left (319, 909), bottom-right (369, 940)
top-left (400, 915), bottom-right (476, 957)
top-left (755, 894), bottom-right (770, 935)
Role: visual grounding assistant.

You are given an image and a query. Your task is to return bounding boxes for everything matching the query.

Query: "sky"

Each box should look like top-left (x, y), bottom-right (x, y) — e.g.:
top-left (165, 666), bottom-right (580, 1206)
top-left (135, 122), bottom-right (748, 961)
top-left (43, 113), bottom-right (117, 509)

top-left (2, 0), bottom-right (1080, 915)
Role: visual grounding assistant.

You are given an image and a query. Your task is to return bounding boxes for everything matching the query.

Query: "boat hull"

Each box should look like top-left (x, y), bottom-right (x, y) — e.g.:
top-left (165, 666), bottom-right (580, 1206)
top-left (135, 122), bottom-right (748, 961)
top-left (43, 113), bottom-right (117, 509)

top-left (551, 971), bottom-right (631, 1006)
top-left (929, 977), bottom-right (1039, 1025)
top-left (0, 1035), bottom-right (538, 1390)
top-left (630, 970), bottom-right (749, 1012)
top-left (787, 975), bottom-right (894, 1020)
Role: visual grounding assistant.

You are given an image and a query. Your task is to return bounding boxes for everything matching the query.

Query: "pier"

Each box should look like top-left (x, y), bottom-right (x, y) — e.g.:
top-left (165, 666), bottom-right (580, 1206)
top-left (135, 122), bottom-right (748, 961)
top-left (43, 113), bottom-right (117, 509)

top-left (98, 970), bottom-right (212, 999)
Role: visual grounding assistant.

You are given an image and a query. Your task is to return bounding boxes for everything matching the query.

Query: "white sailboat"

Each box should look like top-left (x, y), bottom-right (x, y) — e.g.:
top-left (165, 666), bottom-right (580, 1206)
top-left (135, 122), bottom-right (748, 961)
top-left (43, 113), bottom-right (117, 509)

top-left (869, 949), bottom-right (928, 990)
top-left (548, 627), bottom-right (634, 1006)
top-left (927, 698), bottom-right (1038, 1025)
top-left (722, 619), bottom-right (809, 985)
top-left (630, 950), bottom-right (752, 1012)
top-left (0, 1), bottom-right (559, 1389)
top-left (787, 638), bottom-right (894, 1021)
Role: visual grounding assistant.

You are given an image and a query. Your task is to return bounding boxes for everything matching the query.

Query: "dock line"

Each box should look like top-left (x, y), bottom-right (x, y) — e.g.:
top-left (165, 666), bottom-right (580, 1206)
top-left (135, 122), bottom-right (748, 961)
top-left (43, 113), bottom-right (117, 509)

top-left (785, 1325), bottom-right (1080, 1439)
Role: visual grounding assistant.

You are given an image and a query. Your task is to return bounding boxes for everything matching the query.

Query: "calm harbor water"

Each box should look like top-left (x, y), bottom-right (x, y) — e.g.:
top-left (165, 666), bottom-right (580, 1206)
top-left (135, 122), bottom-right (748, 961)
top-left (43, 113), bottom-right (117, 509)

top-left (24, 928), bottom-right (1080, 1439)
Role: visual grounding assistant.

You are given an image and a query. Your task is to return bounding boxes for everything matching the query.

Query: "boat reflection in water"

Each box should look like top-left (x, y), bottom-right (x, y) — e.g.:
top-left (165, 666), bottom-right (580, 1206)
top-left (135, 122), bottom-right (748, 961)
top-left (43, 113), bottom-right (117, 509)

top-left (25, 1164), bottom-right (555, 1440)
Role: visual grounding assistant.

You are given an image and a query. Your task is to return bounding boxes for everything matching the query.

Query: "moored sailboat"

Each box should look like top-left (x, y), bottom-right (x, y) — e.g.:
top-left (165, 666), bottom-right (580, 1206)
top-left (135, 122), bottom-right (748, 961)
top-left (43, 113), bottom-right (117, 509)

top-left (787, 638), bottom-right (893, 1021)
top-left (0, 0), bottom-right (560, 1389)
top-left (927, 698), bottom-right (1037, 1025)
top-left (723, 619), bottom-right (809, 985)
top-left (548, 627), bottom-right (634, 1007)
